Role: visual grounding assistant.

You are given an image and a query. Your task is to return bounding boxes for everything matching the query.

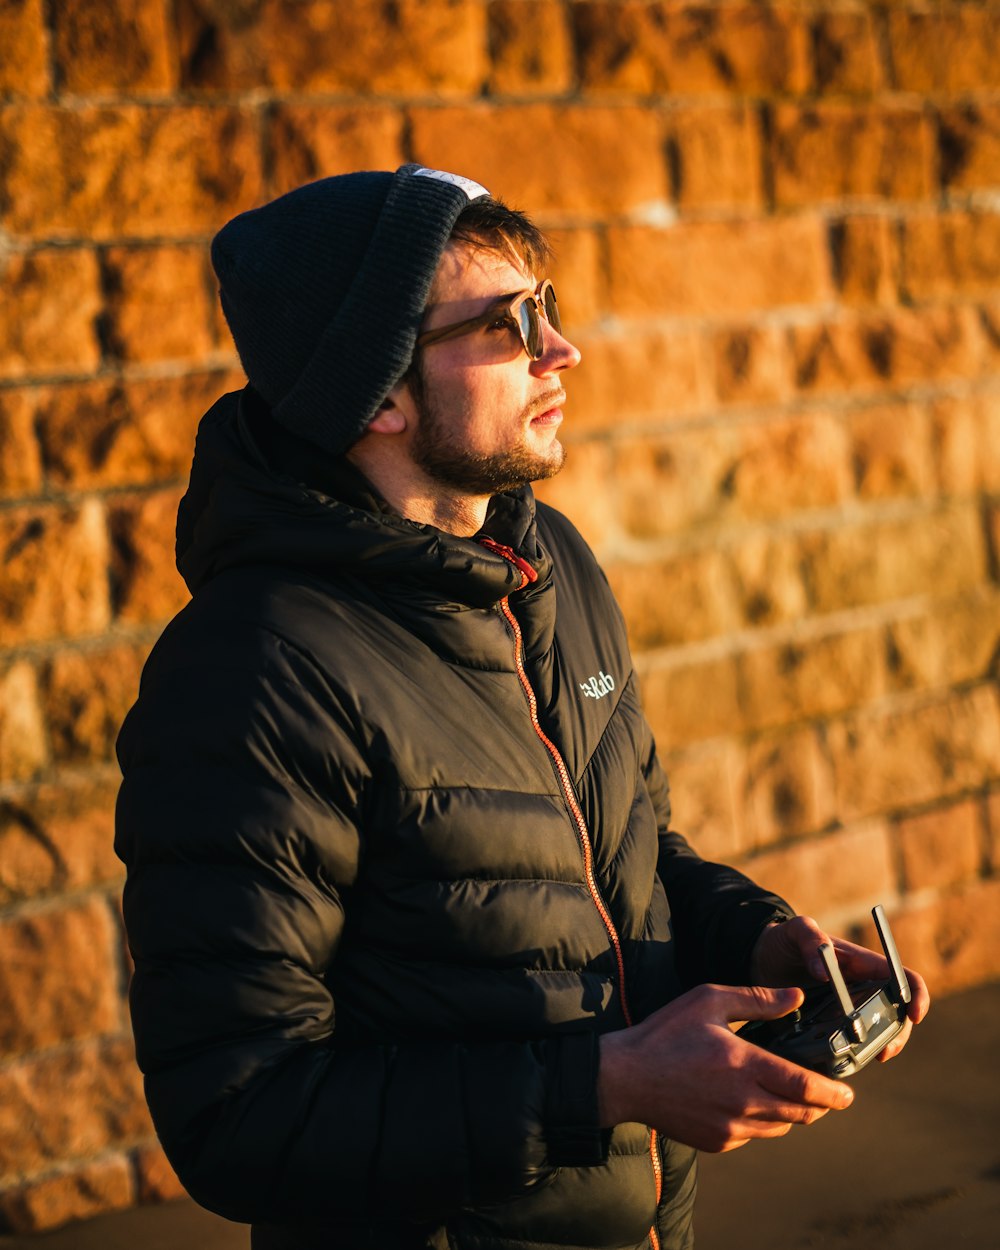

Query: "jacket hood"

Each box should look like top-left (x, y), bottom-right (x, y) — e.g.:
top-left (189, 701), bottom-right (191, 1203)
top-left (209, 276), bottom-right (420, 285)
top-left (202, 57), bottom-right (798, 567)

top-left (175, 388), bottom-right (552, 610)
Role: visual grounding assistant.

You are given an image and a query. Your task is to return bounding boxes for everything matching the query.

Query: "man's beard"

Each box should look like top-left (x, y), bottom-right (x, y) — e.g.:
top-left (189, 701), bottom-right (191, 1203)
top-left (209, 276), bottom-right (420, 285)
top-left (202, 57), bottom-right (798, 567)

top-left (408, 365), bottom-right (566, 496)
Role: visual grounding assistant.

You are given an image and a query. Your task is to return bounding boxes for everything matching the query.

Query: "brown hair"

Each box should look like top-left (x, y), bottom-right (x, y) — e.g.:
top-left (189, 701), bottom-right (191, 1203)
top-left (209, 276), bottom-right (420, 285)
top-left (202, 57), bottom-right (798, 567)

top-left (448, 196), bottom-right (551, 276)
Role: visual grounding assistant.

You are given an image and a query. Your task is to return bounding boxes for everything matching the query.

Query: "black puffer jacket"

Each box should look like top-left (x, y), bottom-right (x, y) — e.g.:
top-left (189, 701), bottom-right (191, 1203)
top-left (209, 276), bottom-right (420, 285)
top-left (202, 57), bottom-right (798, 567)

top-left (116, 390), bottom-right (789, 1250)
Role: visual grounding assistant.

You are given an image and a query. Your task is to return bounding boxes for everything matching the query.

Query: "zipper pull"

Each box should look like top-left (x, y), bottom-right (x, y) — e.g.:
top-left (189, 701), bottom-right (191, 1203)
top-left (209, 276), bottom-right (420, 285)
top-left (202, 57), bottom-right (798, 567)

top-left (479, 536), bottom-right (538, 585)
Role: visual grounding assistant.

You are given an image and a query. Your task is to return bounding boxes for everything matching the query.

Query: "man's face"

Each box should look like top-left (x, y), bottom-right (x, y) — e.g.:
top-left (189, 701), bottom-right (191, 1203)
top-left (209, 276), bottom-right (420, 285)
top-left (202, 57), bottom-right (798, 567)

top-left (402, 242), bottom-right (581, 497)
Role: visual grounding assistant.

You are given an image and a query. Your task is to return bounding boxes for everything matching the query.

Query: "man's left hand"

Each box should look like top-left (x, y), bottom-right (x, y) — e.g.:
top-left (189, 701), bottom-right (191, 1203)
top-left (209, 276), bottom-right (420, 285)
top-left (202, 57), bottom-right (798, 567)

top-left (748, 915), bottom-right (930, 1063)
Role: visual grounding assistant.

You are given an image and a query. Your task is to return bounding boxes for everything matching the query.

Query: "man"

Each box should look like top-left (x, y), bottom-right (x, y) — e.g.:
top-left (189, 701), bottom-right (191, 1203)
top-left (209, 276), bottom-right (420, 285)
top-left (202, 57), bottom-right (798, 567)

top-left (116, 165), bottom-right (928, 1250)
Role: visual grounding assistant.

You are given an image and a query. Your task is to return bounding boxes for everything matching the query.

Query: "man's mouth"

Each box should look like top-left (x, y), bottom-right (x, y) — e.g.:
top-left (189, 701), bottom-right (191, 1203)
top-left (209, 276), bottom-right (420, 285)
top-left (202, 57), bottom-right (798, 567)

top-left (529, 391), bottom-right (566, 425)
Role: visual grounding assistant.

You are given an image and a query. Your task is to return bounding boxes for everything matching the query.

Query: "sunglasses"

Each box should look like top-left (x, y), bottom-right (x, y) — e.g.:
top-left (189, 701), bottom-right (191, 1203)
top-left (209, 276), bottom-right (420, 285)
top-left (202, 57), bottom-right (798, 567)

top-left (415, 280), bottom-right (561, 361)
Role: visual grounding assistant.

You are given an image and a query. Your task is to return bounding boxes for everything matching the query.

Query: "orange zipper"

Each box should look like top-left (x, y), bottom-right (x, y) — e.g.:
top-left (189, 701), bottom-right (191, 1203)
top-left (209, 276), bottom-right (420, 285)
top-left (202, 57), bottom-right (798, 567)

top-left (483, 543), bottom-right (662, 1249)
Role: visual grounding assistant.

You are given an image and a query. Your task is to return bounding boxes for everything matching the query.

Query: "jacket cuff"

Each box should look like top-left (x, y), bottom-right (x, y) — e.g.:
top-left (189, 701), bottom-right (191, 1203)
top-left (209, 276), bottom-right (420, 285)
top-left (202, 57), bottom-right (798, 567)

top-left (543, 1032), bottom-right (608, 1167)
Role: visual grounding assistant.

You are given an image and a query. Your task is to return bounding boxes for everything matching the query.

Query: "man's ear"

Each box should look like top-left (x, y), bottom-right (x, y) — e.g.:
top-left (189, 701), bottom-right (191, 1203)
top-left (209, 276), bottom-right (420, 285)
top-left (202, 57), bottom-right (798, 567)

top-left (367, 381), bottom-right (411, 435)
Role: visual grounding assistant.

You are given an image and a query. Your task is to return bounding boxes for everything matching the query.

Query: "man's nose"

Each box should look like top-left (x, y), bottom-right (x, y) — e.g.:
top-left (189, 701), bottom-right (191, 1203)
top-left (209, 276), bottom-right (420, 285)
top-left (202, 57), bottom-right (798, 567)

top-left (532, 323), bottom-right (582, 375)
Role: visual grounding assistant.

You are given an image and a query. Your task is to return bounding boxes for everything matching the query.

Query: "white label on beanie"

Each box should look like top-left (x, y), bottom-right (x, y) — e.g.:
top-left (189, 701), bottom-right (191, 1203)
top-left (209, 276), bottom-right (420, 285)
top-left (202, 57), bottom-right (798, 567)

top-left (411, 167), bottom-right (489, 201)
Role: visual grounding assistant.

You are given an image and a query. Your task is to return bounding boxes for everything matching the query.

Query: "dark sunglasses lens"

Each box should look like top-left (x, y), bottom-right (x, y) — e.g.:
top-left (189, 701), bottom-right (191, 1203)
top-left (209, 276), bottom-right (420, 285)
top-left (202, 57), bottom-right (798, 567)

top-left (542, 283), bottom-right (561, 333)
top-left (517, 300), bottom-right (542, 359)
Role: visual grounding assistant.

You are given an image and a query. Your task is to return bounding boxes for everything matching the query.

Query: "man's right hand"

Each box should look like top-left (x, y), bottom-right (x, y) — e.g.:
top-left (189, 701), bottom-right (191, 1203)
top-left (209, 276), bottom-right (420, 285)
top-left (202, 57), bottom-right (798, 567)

top-left (597, 984), bottom-right (855, 1153)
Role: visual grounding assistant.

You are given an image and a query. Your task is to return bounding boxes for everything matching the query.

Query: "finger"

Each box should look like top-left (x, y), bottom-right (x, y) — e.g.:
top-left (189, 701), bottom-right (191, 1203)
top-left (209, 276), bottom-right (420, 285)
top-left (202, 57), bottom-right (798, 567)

top-left (877, 1015), bottom-right (913, 1063)
top-left (754, 1055), bottom-right (855, 1110)
top-left (711, 983), bottom-right (805, 1024)
top-left (745, 1098), bottom-right (832, 1128)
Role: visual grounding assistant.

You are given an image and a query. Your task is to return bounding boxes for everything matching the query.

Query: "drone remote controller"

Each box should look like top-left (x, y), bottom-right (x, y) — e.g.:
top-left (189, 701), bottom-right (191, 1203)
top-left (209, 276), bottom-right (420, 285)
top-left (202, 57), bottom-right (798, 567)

top-left (737, 904), bottom-right (912, 1078)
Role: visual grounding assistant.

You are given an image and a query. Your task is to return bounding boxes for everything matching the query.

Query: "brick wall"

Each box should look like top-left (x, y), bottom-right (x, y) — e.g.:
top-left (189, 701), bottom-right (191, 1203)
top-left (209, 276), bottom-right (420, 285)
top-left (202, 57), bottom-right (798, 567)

top-left (1, 0), bottom-right (998, 1233)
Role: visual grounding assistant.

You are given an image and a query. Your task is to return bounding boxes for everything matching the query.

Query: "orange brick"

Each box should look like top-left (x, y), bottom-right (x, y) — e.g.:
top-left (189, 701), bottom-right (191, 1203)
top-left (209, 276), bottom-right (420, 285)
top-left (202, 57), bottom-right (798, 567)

top-left (804, 503), bottom-right (985, 615)
top-left (885, 880), bottom-right (1000, 995)
top-left (988, 790), bottom-right (1000, 872)
top-left (100, 245), bottom-right (217, 364)
top-left (930, 393), bottom-right (1000, 495)
top-left (607, 425), bottom-right (738, 540)
top-left (533, 440), bottom-right (617, 557)
top-left (0, 1038), bottom-right (149, 1177)
top-left (607, 218), bottom-right (832, 318)
top-left (0, 249), bottom-right (102, 380)
top-left (0, 388), bottom-right (43, 496)
top-left (52, 0), bottom-right (176, 93)
top-left (887, 588), bottom-right (1000, 694)
top-left (109, 488), bottom-right (190, 625)
top-left (135, 1143), bottom-right (187, 1204)
top-left (711, 324), bottom-right (790, 406)
top-left (0, 0), bottom-right (49, 97)
top-left (574, 2), bottom-right (810, 95)
top-left (0, 897), bottom-right (121, 1054)
top-left (607, 549), bottom-right (739, 650)
top-left (0, 1155), bottom-right (134, 1234)
top-left (34, 371), bottom-right (238, 491)
top-left (488, 0), bottom-right (574, 95)
top-left (0, 501), bottom-right (111, 647)
top-left (638, 651), bottom-right (742, 748)
top-left (410, 104), bottom-right (669, 218)
top-left (829, 216), bottom-right (899, 306)
top-left (846, 400), bottom-right (935, 499)
top-left (894, 799), bottom-right (983, 894)
top-left (721, 413), bottom-right (852, 518)
top-left (901, 211), bottom-right (1000, 301)
top-left (668, 103), bottom-right (765, 212)
top-left (888, 7), bottom-right (1000, 93)
top-left (939, 103), bottom-right (1000, 193)
top-left (0, 659), bottom-right (47, 784)
top-left (568, 326), bottom-right (709, 435)
top-left (40, 644), bottom-right (146, 765)
top-left (739, 625), bottom-right (887, 736)
top-left (544, 229), bottom-right (605, 333)
top-left (0, 104), bottom-right (264, 241)
top-left (0, 774), bottom-right (124, 904)
top-left (268, 105), bottom-right (406, 198)
top-left (809, 8), bottom-right (884, 95)
top-left (787, 305), bottom-right (985, 396)
top-left (742, 728), bottom-right (838, 849)
top-left (177, 0), bottom-right (485, 94)
top-left (728, 532), bottom-right (810, 630)
top-left (771, 102), bottom-right (935, 208)
top-left (828, 685), bottom-right (1000, 821)
top-left (742, 821), bottom-right (895, 921)
top-left (661, 741), bottom-right (749, 863)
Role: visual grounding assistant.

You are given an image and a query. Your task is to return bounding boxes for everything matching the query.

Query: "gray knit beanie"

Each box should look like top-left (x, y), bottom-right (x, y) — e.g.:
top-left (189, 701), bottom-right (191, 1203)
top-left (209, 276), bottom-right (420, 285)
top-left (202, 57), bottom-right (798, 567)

top-left (211, 164), bottom-right (489, 454)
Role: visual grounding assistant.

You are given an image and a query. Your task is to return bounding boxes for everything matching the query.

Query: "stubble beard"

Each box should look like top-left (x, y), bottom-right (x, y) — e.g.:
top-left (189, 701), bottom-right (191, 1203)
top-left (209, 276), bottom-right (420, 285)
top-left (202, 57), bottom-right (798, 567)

top-left (408, 364), bottom-right (566, 496)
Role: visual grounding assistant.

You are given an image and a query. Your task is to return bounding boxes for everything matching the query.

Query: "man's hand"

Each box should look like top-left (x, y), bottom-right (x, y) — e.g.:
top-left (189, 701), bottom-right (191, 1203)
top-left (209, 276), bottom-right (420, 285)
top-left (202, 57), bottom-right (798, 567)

top-left (597, 984), bottom-right (855, 1153)
top-left (749, 915), bottom-right (931, 1063)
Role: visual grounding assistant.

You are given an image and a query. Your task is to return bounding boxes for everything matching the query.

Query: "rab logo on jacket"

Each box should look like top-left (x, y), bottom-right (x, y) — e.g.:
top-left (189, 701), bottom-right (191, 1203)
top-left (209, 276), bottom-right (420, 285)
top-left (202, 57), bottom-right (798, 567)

top-left (580, 671), bottom-right (615, 699)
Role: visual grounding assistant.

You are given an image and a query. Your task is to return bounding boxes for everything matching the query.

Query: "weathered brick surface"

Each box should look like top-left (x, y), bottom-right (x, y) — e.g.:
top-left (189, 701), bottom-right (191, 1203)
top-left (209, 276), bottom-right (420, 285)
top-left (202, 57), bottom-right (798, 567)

top-left (0, 1155), bottom-right (134, 1233)
top-left (411, 105), bottom-right (669, 217)
top-left (40, 644), bottom-right (146, 765)
top-left (0, 0), bottom-right (49, 97)
top-left (100, 245), bottom-right (218, 364)
top-left (544, 229), bottom-right (605, 333)
top-left (108, 488), bottom-right (190, 624)
top-left (894, 799), bottom-right (983, 894)
top-left (52, 0), bottom-right (176, 94)
top-left (662, 742), bottom-right (748, 863)
top-left (176, 0), bottom-right (486, 94)
top-left (268, 106), bottom-right (406, 198)
top-left (0, 897), bottom-right (121, 1055)
top-left (0, 250), bottom-right (102, 380)
top-left (771, 102), bottom-right (935, 207)
top-left (938, 103), bottom-right (1000, 193)
top-left (0, 658), bottom-right (47, 784)
top-left (0, 774), bottom-right (123, 905)
top-left (887, 589), bottom-right (1000, 694)
top-left (607, 550), bottom-right (738, 650)
top-left (827, 685), bottom-right (1000, 822)
top-left (901, 211), bottom-right (1000, 301)
top-left (742, 728), bottom-right (838, 849)
top-left (533, 440), bottom-right (617, 554)
top-left (0, 501), bottom-right (111, 647)
top-left (809, 7), bottom-right (884, 95)
top-left (0, 105), bottom-right (264, 240)
top-left (884, 880), bottom-right (1000, 995)
top-left (929, 394), bottom-right (1000, 496)
top-left (742, 820), bottom-right (895, 919)
top-left (711, 325), bottom-right (790, 406)
top-left (607, 218), bottom-right (832, 318)
top-left (488, 0), bottom-right (574, 96)
top-left (0, 388), bottom-right (43, 496)
top-left (0, 1037), bottom-right (149, 1177)
top-left (638, 650), bottom-right (742, 747)
top-left (830, 216), bottom-right (899, 307)
top-left (887, 6), bottom-right (1000, 94)
top-left (34, 371), bottom-right (239, 491)
top-left (846, 400), bottom-right (935, 499)
top-left (668, 103), bottom-right (765, 212)
top-left (574, 2), bottom-right (811, 95)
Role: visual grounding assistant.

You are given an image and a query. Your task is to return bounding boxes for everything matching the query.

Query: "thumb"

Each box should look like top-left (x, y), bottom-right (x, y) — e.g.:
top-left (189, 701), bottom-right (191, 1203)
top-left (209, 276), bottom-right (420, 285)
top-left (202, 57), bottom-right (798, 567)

top-left (710, 984), bottom-right (805, 1024)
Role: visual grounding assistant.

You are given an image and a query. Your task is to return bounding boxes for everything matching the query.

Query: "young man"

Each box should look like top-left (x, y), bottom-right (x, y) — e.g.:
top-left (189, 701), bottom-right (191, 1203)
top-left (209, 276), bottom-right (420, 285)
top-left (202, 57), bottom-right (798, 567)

top-left (116, 165), bottom-right (927, 1250)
